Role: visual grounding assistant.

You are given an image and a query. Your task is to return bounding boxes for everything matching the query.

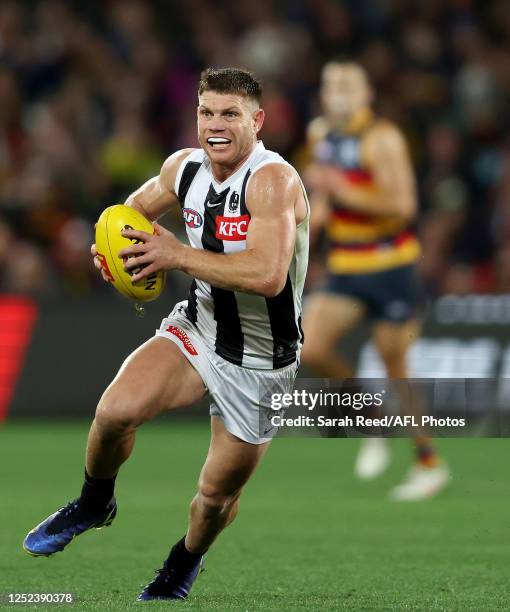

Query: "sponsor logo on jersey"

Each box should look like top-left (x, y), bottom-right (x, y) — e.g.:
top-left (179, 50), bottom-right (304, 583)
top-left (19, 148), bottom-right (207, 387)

top-left (182, 208), bottom-right (204, 228)
top-left (166, 325), bottom-right (198, 355)
top-left (215, 214), bottom-right (250, 241)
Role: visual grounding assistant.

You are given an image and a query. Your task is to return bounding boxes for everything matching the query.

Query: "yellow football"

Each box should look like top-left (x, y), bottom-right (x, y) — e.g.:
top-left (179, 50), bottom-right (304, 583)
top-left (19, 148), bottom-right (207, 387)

top-left (95, 205), bottom-right (166, 302)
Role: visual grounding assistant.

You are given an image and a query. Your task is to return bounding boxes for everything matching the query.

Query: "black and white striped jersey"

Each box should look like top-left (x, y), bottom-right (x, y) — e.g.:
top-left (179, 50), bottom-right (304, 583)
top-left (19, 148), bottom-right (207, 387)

top-left (174, 141), bottom-right (309, 370)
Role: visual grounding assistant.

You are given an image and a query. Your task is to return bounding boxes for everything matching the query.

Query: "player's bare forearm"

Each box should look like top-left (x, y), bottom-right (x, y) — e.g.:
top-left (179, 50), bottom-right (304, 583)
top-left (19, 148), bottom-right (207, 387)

top-left (119, 224), bottom-right (288, 298)
top-left (178, 245), bottom-right (284, 297)
top-left (307, 163), bottom-right (414, 219)
top-left (331, 184), bottom-right (415, 219)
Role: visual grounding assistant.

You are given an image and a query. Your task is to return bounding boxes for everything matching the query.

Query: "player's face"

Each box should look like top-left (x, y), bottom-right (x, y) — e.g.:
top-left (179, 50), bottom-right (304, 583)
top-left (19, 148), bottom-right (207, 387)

top-left (320, 64), bottom-right (371, 122)
top-left (197, 92), bottom-right (265, 170)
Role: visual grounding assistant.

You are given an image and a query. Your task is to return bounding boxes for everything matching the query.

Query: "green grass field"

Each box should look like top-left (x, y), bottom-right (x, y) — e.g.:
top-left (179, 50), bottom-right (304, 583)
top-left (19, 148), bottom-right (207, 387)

top-left (1, 419), bottom-right (509, 611)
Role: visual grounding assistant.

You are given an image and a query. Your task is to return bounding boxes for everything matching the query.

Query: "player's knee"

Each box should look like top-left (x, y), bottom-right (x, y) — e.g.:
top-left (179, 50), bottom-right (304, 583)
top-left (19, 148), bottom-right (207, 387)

top-left (95, 388), bottom-right (149, 434)
top-left (197, 481), bottom-right (240, 518)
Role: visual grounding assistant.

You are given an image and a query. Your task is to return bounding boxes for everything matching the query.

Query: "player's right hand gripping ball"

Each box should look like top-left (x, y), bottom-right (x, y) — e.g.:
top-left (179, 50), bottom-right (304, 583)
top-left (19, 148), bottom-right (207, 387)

top-left (95, 205), bottom-right (166, 302)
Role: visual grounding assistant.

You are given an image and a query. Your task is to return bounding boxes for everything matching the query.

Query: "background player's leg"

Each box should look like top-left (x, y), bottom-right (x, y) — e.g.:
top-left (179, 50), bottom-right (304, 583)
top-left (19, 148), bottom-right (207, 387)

top-left (355, 319), bottom-right (420, 481)
top-left (372, 320), bottom-right (450, 499)
top-left (372, 318), bottom-right (430, 442)
top-left (87, 336), bottom-right (206, 479)
top-left (372, 319), bottom-right (419, 378)
top-left (372, 318), bottom-right (429, 438)
top-left (301, 293), bottom-right (366, 378)
top-left (186, 416), bottom-right (269, 553)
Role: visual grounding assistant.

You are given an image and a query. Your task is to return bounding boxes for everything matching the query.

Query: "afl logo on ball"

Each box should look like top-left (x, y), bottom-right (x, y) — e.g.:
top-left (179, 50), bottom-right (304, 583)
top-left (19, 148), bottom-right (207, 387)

top-left (182, 208), bottom-right (203, 228)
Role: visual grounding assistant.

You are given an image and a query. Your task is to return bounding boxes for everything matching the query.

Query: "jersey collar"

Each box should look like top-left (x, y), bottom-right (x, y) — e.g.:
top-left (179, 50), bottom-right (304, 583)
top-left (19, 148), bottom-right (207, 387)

top-left (207, 141), bottom-right (265, 190)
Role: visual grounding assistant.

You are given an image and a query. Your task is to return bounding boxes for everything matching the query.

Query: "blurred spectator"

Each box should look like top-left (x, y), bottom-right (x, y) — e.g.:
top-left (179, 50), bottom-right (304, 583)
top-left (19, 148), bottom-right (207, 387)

top-left (0, 0), bottom-right (509, 298)
top-left (100, 110), bottom-right (161, 198)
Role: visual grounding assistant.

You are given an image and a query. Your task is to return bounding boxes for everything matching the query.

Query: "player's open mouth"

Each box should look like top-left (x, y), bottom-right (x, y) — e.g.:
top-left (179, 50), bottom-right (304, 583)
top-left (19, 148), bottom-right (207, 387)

top-left (207, 137), bottom-right (232, 149)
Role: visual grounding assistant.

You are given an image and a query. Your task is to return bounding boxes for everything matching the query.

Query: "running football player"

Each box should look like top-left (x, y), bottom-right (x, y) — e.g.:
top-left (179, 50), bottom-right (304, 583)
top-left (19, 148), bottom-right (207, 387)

top-left (301, 61), bottom-right (450, 500)
top-left (23, 68), bottom-right (309, 600)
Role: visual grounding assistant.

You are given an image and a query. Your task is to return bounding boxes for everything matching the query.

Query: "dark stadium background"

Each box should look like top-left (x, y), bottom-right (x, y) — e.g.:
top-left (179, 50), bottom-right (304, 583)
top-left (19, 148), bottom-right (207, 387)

top-left (2, 1), bottom-right (510, 610)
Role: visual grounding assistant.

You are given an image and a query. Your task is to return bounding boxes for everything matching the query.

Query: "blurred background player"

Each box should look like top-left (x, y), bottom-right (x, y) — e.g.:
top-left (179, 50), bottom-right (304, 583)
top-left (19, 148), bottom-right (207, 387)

top-left (301, 61), bottom-right (450, 500)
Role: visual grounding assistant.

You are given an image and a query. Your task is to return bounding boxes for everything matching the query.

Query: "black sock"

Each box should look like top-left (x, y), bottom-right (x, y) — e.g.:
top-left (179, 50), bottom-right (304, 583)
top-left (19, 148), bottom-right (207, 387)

top-left (167, 536), bottom-right (205, 569)
top-left (79, 469), bottom-right (116, 514)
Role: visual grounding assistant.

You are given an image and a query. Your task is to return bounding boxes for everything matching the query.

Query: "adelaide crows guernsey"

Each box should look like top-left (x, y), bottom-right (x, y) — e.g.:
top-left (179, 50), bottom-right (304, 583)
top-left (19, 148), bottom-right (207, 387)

top-left (174, 141), bottom-right (309, 370)
top-left (314, 122), bottom-right (420, 274)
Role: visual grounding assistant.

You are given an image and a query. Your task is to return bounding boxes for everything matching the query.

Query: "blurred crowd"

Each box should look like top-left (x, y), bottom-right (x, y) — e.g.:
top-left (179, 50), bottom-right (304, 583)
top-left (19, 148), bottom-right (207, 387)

top-left (0, 0), bottom-right (509, 298)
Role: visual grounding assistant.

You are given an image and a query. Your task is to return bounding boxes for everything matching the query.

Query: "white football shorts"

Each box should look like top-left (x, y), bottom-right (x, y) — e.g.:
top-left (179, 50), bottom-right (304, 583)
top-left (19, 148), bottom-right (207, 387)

top-left (155, 301), bottom-right (298, 444)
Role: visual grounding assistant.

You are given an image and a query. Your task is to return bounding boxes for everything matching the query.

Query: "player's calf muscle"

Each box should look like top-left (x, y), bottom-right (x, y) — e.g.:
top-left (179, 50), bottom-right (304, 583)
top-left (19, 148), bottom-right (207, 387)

top-left (197, 480), bottom-right (242, 514)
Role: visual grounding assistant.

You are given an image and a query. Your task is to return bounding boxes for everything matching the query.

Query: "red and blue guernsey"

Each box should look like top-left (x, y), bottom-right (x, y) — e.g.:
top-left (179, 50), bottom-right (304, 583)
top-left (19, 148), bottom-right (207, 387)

top-left (314, 125), bottom-right (420, 275)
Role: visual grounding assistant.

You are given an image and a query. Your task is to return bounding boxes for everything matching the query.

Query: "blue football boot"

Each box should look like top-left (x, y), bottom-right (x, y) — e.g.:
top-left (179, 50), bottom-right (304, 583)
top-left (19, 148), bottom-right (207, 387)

top-left (138, 552), bottom-right (204, 600)
top-left (23, 498), bottom-right (117, 557)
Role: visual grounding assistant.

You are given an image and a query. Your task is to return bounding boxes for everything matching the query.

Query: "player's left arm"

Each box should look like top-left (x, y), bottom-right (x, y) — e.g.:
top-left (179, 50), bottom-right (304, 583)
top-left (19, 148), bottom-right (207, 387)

top-left (119, 164), bottom-right (299, 298)
top-left (325, 122), bottom-right (417, 220)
